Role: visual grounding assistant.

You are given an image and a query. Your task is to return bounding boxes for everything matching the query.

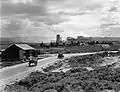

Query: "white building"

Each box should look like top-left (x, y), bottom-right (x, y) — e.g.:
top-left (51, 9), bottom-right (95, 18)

top-left (77, 36), bottom-right (92, 43)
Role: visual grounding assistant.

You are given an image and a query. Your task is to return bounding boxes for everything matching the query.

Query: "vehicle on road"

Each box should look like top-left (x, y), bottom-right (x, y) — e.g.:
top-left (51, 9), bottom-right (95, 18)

top-left (28, 54), bottom-right (38, 67)
top-left (28, 57), bottom-right (38, 67)
top-left (58, 53), bottom-right (64, 59)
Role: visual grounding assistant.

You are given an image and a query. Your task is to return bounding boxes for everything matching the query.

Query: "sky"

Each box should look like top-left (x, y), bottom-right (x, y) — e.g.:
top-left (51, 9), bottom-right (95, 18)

top-left (0, 0), bottom-right (120, 42)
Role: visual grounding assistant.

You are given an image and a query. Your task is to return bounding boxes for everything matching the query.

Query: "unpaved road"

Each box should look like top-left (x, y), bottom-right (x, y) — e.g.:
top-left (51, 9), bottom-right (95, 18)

top-left (0, 52), bottom-right (96, 89)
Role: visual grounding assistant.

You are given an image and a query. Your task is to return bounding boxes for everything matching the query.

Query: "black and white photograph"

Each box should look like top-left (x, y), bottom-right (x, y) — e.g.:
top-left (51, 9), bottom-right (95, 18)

top-left (0, 0), bottom-right (120, 92)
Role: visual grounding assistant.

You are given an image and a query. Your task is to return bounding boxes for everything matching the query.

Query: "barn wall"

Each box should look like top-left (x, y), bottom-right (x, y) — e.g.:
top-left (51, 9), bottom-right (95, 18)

top-left (2, 45), bottom-right (19, 60)
top-left (19, 50), bottom-right (25, 60)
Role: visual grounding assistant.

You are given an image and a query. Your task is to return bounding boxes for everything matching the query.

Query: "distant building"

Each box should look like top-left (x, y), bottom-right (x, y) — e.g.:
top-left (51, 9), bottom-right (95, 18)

top-left (56, 34), bottom-right (61, 43)
top-left (2, 44), bottom-right (35, 61)
top-left (77, 36), bottom-right (84, 39)
top-left (77, 36), bottom-right (92, 43)
top-left (91, 37), bottom-right (120, 42)
top-left (66, 36), bottom-right (91, 45)
top-left (66, 37), bottom-right (76, 44)
top-left (67, 37), bottom-right (75, 41)
top-left (112, 41), bottom-right (120, 44)
top-left (44, 43), bottom-right (50, 47)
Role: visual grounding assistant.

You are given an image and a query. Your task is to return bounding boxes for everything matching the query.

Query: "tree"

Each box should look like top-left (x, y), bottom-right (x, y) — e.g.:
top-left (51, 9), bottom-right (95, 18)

top-left (88, 41), bottom-right (95, 45)
top-left (40, 41), bottom-right (44, 47)
top-left (96, 41), bottom-right (99, 44)
top-left (56, 42), bottom-right (59, 47)
top-left (77, 41), bottom-right (80, 46)
top-left (50, 42), bottom-right (54, 47)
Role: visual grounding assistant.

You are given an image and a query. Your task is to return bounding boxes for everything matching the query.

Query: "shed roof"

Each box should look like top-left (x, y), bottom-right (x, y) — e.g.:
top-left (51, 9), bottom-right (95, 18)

top-left (101, 44), bottom-right (110, 49)
top-left (15, 44), bottom-right (35, 50)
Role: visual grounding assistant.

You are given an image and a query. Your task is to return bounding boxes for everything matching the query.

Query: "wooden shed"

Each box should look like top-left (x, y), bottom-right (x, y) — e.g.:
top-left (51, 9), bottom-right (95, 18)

top-left (2, 44), bottom-right (35, 61)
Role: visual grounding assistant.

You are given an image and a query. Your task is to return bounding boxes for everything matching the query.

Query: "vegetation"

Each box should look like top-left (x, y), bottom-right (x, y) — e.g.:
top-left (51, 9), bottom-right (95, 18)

top-left (3, 54), bottom-right (120, 92)
top-left (43, 54), bottom-right (104, 72)
top-left (42, 60), bottom-right (65, 72)
top-left (67, 54), bottom-right (104, 68)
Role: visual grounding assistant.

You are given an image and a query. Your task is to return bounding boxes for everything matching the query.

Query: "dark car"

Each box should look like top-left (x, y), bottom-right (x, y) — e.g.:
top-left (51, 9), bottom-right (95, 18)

top-left (58, 53), bottom-right (64, 59)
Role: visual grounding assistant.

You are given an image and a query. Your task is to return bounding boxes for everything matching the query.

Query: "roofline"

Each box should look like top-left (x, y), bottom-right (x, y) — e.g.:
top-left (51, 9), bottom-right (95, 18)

top-left (4, 44), bottom-right (35, 51)
top-left (15, 44), bottom-right (35, 50)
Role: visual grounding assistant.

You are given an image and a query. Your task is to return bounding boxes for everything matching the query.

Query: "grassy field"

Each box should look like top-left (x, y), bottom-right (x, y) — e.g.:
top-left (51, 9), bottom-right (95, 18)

top-left (65, 45), bottom-right (102, 53)
top-left (2, 53), bottom-right (120, 92)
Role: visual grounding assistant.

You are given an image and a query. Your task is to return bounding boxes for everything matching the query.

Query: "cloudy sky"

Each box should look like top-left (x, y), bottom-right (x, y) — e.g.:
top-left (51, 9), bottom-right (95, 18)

top-left (0, 0), bottom-right (120, 42)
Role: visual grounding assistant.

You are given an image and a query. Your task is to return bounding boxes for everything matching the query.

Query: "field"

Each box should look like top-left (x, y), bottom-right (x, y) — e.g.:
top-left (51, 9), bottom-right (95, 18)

top-left (2, 53), bottom-right (120, 92)
top-left (65, 45), bottom-right (102, 53)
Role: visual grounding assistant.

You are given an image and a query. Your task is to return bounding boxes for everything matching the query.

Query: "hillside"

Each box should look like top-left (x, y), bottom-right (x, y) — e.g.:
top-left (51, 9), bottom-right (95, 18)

top-left (2, 53), bottom-right (120, 92)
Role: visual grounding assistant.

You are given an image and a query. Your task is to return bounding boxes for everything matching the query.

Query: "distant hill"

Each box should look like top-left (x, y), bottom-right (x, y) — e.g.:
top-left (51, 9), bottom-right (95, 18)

top-left (0, 37), bottom-right (21, 45)
top-left (0, 36), bottom-right (45, 50)
top-left (0, 36), bottom-right (49, 44)
top-left (1, 37), bottom-right (120, 44)
top-left (0, 36), bottom-right (50, 50)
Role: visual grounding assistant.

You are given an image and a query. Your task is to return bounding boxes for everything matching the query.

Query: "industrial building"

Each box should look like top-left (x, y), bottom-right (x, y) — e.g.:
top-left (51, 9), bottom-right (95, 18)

top-left (56, 34), bottom-right (61, 43)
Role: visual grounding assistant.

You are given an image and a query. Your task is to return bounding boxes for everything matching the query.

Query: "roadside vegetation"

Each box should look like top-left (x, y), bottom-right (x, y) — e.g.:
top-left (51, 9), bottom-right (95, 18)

top-left (2, 53), bottom-right (120, 92)
top-left (42, 53), bottom-right (104, 72)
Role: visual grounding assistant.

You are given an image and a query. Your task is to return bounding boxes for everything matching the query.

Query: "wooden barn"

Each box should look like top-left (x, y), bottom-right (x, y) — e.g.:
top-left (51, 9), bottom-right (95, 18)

top-left (2, 44), bottom-right (35, 61)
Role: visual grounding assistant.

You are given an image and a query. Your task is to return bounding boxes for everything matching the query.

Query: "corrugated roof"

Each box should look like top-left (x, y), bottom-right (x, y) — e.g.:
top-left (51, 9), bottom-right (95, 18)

top-left (15, 44), bottom-right (35, 50)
